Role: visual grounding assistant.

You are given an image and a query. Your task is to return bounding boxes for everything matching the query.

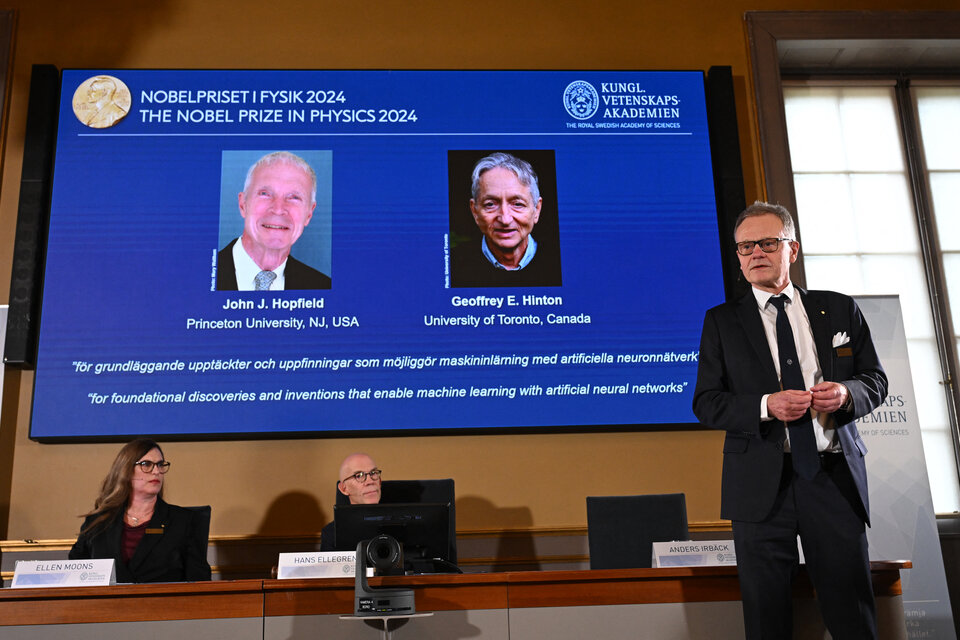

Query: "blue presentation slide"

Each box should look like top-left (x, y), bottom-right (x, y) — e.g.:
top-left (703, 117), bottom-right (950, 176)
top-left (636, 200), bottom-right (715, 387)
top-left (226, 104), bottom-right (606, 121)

top-left (31, 69), bottom-right (725, 439)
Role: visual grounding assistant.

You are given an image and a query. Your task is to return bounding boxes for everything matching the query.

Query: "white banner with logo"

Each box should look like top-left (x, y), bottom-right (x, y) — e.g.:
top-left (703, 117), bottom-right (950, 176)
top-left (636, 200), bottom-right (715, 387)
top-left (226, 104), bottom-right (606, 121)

top-left (858, 295), bottom-right (955, 639)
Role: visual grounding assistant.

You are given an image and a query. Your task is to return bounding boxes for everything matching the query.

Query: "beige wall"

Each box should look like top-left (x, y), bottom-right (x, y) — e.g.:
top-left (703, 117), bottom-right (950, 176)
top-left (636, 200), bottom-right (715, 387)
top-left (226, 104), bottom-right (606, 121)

top-left (1, 0), bottom-right (954, 541)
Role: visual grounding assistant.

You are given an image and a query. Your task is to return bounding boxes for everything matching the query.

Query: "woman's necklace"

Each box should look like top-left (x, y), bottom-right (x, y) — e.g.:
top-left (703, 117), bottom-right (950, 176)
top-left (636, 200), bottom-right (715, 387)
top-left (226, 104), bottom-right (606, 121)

top-left (125, 508), bottom-right (153, 525)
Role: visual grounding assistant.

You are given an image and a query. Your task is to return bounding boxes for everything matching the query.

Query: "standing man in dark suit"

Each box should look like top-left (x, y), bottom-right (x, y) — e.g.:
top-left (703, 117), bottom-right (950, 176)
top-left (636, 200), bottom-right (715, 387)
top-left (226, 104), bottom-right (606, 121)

top-left (693, 201), bottom-right (887, 639)
top-left (217, 151), bottom-right (331, 290)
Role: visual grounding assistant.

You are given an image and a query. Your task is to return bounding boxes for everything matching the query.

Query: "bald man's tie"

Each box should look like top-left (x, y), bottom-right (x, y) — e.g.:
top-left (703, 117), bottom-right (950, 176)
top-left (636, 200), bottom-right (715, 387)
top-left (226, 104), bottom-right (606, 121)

top-left (254, 270), bottom-right (276, 291)
top-left (769, 295), bottom-right (819, 480)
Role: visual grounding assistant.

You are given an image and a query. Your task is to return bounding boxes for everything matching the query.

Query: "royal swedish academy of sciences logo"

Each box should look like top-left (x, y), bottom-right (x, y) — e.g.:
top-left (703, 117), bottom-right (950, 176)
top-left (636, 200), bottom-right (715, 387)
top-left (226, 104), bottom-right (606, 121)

top-left (563, 81), bottom-right (599, 120)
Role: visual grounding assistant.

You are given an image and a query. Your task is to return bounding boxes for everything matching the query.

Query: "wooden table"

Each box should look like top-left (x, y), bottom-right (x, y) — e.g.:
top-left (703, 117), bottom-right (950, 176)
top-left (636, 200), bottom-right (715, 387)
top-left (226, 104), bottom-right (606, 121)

top-left (0, 563), bottom-right (910, 639)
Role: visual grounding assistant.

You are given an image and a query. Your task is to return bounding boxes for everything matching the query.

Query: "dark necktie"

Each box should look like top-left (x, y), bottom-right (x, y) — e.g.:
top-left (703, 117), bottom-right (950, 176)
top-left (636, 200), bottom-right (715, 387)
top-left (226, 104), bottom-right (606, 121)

top-left (769, 295), bottom-right (820, 480)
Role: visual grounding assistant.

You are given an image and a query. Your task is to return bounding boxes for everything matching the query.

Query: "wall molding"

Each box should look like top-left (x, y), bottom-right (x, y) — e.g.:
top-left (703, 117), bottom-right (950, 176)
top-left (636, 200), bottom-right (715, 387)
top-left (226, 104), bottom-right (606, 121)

top-left (0, 519), bottom-right (732, 552)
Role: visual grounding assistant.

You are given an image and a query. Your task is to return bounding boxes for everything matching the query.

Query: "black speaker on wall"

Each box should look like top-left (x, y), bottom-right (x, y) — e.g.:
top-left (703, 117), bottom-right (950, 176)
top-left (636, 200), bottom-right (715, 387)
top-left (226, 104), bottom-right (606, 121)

top-left (705, 65), bottom-right (747, 302)
top-left (5, 64), bottom-right (59, 368)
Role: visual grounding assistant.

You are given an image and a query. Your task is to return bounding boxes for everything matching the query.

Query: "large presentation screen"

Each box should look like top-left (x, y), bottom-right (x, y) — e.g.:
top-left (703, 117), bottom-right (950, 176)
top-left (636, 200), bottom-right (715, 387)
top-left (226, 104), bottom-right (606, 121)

top-left (30, 69), bottom-right (725, 440)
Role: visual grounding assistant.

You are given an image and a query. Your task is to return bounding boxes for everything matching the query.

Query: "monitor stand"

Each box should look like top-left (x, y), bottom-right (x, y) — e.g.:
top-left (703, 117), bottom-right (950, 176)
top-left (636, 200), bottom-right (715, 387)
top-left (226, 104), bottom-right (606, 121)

top-left (340, 613), bottom-right (434, 640)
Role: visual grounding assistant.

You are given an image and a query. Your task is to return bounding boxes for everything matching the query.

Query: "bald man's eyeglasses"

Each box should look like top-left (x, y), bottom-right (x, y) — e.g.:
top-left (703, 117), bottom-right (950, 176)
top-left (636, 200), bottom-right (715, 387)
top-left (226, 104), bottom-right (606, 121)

top-left (341, 469), bottom-right (382, 484)
top-left (735, 237), bottom-right (793, 256)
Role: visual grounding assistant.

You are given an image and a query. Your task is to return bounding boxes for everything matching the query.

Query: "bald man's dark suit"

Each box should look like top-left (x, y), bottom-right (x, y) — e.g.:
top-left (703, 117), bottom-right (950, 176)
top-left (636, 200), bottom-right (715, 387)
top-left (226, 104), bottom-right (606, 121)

top-left (693, 287), bottom-right (887, 639)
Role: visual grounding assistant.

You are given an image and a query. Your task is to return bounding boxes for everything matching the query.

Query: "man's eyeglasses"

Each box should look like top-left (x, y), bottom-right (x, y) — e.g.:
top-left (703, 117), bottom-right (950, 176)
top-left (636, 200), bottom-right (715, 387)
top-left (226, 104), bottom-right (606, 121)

top-left (134, 460), bottom-right (171, 473)
top-left (342, 469), bottom-right (382, 484)
top-left (735, 237), bottom-right (794, 256)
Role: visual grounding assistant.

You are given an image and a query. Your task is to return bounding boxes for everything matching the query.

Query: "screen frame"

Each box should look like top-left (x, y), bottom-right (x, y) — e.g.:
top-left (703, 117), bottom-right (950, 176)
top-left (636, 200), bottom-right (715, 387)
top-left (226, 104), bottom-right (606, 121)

top-left (17, 66), bottom-right (746, 443)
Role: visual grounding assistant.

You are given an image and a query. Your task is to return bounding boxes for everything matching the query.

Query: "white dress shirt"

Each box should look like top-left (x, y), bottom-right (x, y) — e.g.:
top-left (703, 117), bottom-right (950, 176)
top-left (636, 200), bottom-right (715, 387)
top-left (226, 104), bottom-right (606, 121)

top-left (753, 283), bottom-right (837, 453)
top-left (232, 237), bottom-right (288, 291)
top-left (481, 235), bottom-right (538, 270)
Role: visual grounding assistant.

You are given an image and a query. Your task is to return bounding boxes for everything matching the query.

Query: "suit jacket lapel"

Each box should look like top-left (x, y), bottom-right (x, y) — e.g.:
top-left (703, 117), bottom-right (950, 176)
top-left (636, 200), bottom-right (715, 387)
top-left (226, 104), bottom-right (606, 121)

top-left (102, 514), bottom-right (125, 566)
top-left (129, 499), bottom-right (168, 571)
top-left (217, 239), bottom-right (239, 290)
top-left (735, 292), bottom-right (779, 389)
top-left (285, 255), bottom-right (300, 289)
top-left (799, 288), bottom-right (835, 381)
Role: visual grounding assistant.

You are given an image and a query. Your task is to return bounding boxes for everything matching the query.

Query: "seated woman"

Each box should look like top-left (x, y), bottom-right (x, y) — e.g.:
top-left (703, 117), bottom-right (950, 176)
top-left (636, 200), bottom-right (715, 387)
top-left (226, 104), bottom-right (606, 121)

top-left (69, 438), bottom-right (211, 583)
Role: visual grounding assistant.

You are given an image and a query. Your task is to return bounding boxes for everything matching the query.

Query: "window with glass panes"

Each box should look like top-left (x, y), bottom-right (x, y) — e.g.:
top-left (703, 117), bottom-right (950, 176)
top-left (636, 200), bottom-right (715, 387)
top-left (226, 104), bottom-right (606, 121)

top-left (783, 82), bottom-right (960, 512)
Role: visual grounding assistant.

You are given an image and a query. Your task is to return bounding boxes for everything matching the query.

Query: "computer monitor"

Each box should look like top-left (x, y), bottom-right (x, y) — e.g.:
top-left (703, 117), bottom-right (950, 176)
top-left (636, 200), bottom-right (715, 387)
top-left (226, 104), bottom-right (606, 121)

top-left (334, 502), bottom-right (457, 574)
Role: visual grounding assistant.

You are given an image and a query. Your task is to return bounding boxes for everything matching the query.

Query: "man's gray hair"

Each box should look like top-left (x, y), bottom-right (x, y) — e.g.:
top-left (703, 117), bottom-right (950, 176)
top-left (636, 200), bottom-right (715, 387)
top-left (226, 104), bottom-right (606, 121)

top-left (733, 201), bottom-right (796, 240)
top-left (471, 152), bottom-right (540, 204)
top-left (244, 151), bottom-right (317, 205)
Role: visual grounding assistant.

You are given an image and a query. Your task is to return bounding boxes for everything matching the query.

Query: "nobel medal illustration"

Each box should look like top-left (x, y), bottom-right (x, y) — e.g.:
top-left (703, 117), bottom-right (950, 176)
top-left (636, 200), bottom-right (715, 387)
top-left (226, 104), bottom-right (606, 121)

top-left (73, 75), bottom-right (131, 129)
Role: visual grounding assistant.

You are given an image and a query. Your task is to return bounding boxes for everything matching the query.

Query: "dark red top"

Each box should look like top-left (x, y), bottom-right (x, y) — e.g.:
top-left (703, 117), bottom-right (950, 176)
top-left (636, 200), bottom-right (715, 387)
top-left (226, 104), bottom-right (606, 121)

top-left (121, 522), bottom-right (148, 562)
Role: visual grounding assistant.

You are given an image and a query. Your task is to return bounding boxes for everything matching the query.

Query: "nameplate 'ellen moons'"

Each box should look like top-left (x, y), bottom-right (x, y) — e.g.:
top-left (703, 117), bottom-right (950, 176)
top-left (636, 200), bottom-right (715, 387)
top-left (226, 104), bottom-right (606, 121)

top-left (11, 558), bottom-right (116, 588)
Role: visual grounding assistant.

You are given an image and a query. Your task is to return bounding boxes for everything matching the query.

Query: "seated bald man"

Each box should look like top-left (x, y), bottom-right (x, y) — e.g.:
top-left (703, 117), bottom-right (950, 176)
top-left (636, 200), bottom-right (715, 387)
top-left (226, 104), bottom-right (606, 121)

top-left (320, 453), bottom-right (381, 551)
